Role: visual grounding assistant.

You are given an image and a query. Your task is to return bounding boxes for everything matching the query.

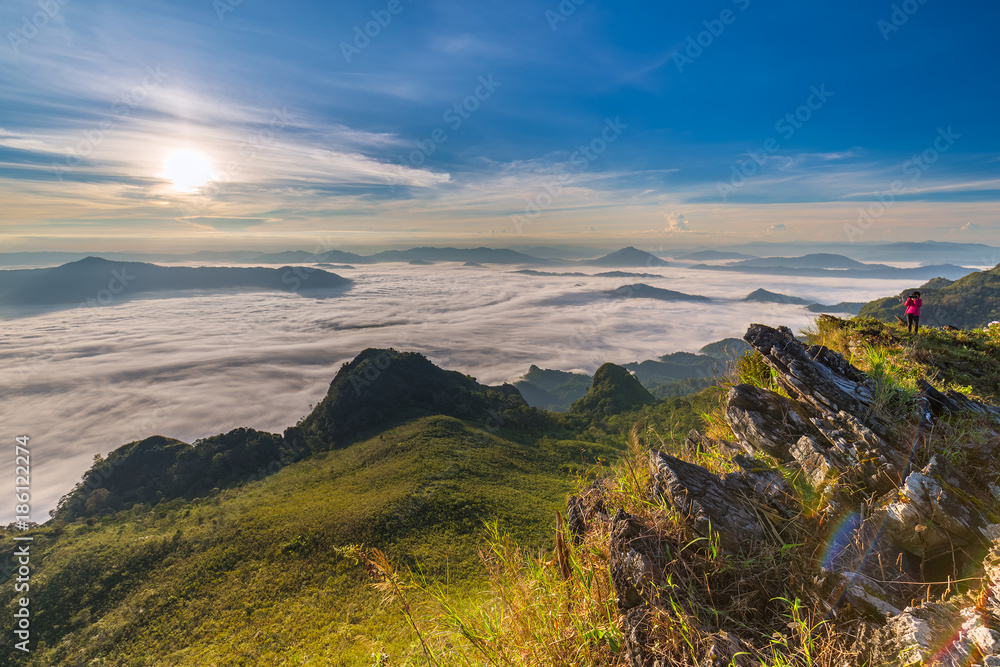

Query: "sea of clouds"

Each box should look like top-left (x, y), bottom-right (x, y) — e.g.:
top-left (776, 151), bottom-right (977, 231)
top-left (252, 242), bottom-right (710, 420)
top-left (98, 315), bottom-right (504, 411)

top-left (0, 261), bottom-right (923, 521)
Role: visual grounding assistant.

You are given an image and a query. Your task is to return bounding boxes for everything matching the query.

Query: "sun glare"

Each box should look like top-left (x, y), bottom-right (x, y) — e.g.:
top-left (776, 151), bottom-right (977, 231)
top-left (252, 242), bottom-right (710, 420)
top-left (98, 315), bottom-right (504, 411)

top-left (163, 149), bottom-right (214, 192)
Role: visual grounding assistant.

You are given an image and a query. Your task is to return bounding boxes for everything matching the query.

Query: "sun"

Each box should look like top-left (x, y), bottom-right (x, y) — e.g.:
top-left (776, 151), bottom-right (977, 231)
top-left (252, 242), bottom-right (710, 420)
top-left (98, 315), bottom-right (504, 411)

top-left (162, 149), bottom-right (214, 192)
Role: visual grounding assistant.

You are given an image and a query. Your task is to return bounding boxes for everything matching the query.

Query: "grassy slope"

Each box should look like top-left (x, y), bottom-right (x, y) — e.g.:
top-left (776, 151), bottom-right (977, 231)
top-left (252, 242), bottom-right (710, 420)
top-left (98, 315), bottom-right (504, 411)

top-left (1, 416), bottom-right (618, 665)
top-left (400, 317), bottom-right (1000, 666)
top-left (0, 336), bottom-right (722, 666)
top-left (858, 263), bottom-right (1000, 328)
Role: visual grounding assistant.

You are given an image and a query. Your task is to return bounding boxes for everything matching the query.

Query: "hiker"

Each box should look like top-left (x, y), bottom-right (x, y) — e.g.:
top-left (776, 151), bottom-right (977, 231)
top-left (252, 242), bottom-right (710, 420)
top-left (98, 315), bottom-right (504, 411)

top-left (904, 291), bottom-right (922, 333)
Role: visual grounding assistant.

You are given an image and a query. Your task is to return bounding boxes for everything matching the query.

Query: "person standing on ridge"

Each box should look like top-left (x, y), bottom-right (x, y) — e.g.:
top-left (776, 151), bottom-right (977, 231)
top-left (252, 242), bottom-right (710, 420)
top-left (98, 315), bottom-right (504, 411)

top-left (904, 291), bottom-right (922, 333)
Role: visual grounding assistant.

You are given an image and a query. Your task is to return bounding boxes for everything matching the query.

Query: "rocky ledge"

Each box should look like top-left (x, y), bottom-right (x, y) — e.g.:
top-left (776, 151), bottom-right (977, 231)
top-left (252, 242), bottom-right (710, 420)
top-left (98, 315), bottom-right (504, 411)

top-left (569, 322), bottom-right (1000, 666)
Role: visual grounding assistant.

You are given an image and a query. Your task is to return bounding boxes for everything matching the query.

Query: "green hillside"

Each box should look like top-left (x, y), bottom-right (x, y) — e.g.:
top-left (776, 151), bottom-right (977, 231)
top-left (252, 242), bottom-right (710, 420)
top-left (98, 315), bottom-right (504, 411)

top-left (858, 263), bottom-right (1000, 328)
top-left (570, 363), bottom-right (656, 417)
top-left (0, 348), bottom-right (719, 665)
top-left (1, 416), bottom-right (616, 665)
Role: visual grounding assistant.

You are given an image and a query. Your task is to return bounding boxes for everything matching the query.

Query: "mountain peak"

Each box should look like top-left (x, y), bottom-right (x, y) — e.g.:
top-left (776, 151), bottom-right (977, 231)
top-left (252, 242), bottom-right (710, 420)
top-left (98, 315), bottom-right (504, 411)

top-left (297, 348), bottom-right (527, 448)
top-left (570, 363), bottom-right (655, 416)
top-left (589, 247), bottom-right (669, 267)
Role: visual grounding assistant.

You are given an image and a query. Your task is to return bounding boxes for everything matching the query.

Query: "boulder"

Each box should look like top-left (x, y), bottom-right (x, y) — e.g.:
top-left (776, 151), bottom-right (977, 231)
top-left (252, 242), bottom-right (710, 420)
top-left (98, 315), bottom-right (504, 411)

top-left (725, 383), bottom-right (816, 461)
top-left (743, 324), bottom-right (892, 440)
top-left (649, 451), bottom-right (767, 551)
top-left (609, 509), bottom-right (656, 612)
top-left (884, 454), bottom-right (986, 557)
top-left (919, 379), bottom-right (1000, 424)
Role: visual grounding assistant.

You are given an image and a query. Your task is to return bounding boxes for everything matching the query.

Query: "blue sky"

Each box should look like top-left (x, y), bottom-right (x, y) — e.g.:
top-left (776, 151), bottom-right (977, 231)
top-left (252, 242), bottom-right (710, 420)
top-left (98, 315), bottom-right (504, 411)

top-left (1, 0), bottom-right (997, 251)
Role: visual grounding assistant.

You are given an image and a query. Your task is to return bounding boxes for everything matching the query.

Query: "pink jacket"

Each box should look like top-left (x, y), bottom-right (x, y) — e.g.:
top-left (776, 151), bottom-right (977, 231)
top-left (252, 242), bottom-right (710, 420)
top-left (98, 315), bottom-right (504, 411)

top-left (905, 298), bottom-right (922, 316)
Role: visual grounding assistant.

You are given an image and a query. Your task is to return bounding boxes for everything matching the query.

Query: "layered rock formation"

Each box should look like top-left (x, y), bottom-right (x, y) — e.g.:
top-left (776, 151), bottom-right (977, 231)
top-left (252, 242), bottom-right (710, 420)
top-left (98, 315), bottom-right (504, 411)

top-left (570, 322), bottom-right (1000, 666)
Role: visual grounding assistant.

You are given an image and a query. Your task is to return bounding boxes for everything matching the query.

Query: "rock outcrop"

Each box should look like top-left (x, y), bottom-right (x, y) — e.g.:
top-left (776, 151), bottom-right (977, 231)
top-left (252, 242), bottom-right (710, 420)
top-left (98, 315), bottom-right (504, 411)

top-left (590, 320), bottom-right (1000, 665)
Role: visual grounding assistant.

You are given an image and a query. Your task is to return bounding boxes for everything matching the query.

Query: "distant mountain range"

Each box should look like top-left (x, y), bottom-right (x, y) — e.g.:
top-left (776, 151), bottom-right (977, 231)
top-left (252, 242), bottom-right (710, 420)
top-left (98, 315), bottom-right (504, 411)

top-left (585, 246), bottom-right (668, 267)
top-left (606, 283), bottom-right (711, 301)
top-left (681, 240), bottom-right (1000, 265)
top-left (514, 337), bottom-right (749, 411)
top-left (367, 247), bottom-right (546, 264)
top-left (512, 269), bottom-right (660, 278)
top-left (743, 288), bottom-right (813, 305)
top-left (4, 241), bottom-right (996, 269)
top-left (0, 257), bottom-right (351, 307)
top-left (692, 257), bottom-right (975, 281)
top-left (743, 288), bottom-right (864, 315)
top-left (731, 253), bottom-right (876, 270)
top-left (673, 250), bottom-right (758, 261)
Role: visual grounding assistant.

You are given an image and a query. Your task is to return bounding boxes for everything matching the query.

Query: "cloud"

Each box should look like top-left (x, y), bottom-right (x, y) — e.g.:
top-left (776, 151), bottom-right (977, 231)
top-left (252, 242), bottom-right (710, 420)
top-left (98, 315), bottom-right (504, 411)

top-left (663, 211), bottom-right (690, 232)
top-left (767, 224), bottom-right (787, 233)
top-left (960, 222), bottom-right (979, 231)
top-left (183, 217), bottom-right (272, 231)
top-left (0, 261), bottom-right (927, 522)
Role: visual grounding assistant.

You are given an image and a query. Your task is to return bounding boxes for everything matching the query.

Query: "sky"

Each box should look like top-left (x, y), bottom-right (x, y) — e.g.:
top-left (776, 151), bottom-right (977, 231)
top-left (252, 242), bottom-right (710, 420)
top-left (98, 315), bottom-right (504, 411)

top-left (1, 0), bottom-right (998, 251)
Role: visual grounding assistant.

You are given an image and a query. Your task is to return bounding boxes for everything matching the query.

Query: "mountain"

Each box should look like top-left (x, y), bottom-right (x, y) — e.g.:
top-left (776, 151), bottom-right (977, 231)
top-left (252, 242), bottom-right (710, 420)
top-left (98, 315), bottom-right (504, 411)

top-left (0, 257), bottom-right (351, 306)
top-left (253, 249), bottom-right (370, 264)
top-left (673, 250), bottom-right (758, 261)
top-left (550, 318), bottom-right (1000, 666)
top-left (570, 363), bottom-right (656, 416)
top-left (851, 240), bottom-right (1000, 265)
top-left (858, 263), bottom-right (1000, 328)
top-left (699, 337), bottom-right (751, 358)
top-left (806, 301), bottom-right (865, 315)
top-left (623, 351), bottom-right (718, 386)
top-left (607, 283), bottom-right (710, 301)
top-left (742, 288), bottom-right (863, 315)
top-left (9, 412), bottom-right (617, 664)
top-left (513, 269), bottom-right (658, 278)
top-left (595, 271), bottom-right (660, 278)
top-left (690, 261), bottom-right (975, 281)
top-left (513, 269), bottom-right (586, 277)
top-left (368, 246), bottom-right (546, 264)
top-left (730, 253), bottom-right (874, 270)
top-left (586, 246), bottom-right (669, 267)
top-left (743, 288), bottom-right (812, 305)
top-left (52, 429), bottom-right (303, 521)
top-left (507, 245), bottom-right (611, 260)
top-left (296, 348), bottom-right (529, 448)
top-left (1, 345), bottom-right (719, 664)
top-left (513, 365), bottom-right (593, 412)
top-left (12, 322), bottom-right (1000, 665)
top-left (515, 338), bottom-right (744, 412)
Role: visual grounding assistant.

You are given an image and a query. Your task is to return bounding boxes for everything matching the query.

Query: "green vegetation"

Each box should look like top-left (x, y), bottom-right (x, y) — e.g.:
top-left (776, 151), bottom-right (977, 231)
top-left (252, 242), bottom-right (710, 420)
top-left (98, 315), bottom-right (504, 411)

top-left (513, 365), bottom-right (593, 412)
top-left (0, 349), bottom-right (719, 665)
top-left (858, 263), bottom-right (1000, 329)
top-left (1, 416), bottom-right (617, 665)
top-left (807, 315), bottom-right (1000, 405)
top-left (10, 315), bottom-right (1000, 665)
top-left (570, 363), bottom-right (656, 416)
